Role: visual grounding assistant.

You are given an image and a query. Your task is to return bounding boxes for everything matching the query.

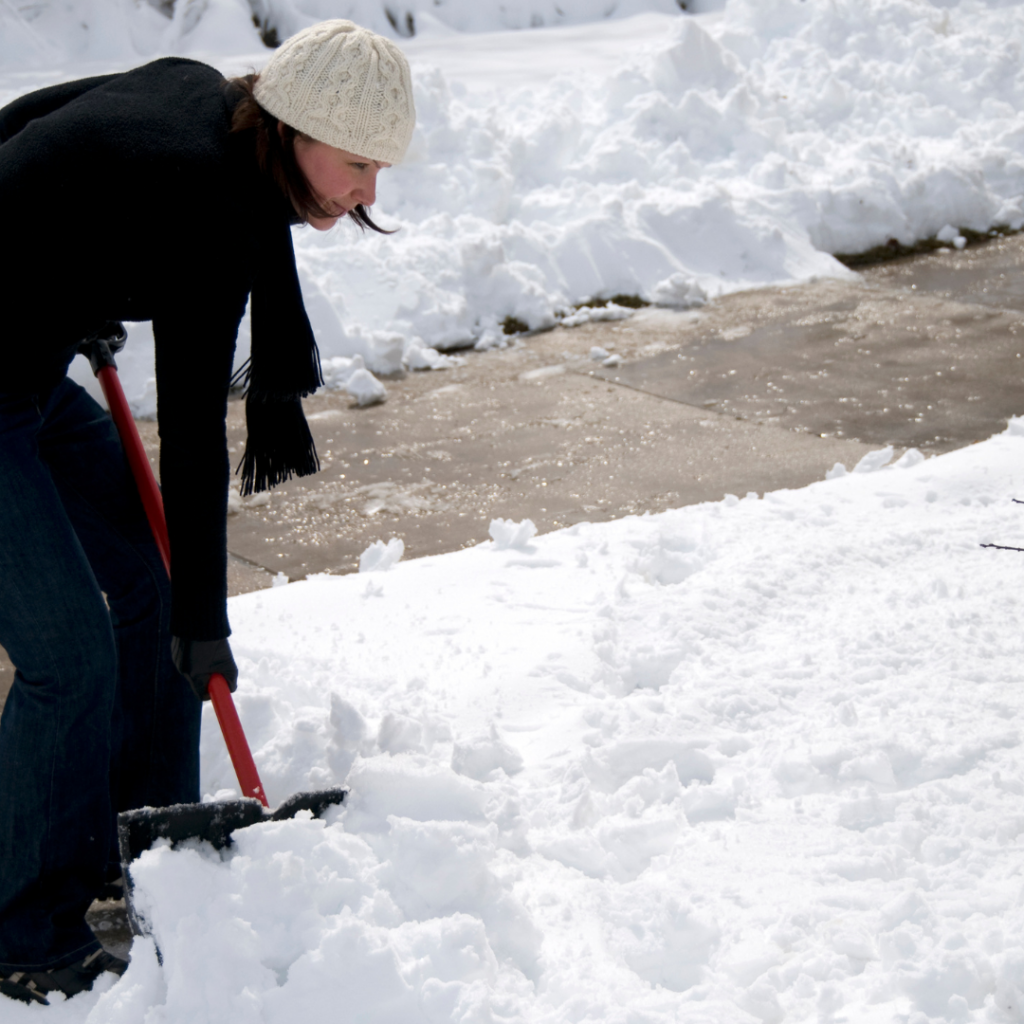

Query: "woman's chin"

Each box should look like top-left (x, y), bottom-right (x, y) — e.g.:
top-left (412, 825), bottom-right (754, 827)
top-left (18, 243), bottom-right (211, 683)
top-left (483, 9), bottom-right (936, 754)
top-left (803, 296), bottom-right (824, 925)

top-left (307, 215), bottom-right (339, 231)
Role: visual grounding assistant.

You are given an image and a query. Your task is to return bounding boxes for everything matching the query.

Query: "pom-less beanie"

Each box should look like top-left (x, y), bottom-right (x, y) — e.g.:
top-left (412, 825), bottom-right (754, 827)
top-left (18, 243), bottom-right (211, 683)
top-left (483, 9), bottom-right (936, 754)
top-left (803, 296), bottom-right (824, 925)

top-left (254, 20), bottom-right (416, 165)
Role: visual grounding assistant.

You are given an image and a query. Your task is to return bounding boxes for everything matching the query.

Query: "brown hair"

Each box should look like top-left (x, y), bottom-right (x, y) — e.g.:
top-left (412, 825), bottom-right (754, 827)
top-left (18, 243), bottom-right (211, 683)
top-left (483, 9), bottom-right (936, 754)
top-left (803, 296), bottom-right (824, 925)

top-left (228, 74), bottom-right (394, 234)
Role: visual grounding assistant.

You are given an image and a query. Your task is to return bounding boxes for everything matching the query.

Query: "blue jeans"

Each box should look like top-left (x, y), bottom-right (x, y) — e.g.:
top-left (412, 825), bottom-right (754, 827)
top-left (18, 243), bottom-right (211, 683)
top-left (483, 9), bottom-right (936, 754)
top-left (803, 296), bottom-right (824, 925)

top-left (0, 377), bottom-right (201, 971)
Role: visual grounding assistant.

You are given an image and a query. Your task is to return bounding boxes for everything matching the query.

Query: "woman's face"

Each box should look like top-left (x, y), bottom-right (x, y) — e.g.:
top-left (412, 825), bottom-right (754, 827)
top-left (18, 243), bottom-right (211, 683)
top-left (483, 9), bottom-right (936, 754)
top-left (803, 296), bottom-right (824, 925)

top-left (293, 136), bottom-right (391, 231)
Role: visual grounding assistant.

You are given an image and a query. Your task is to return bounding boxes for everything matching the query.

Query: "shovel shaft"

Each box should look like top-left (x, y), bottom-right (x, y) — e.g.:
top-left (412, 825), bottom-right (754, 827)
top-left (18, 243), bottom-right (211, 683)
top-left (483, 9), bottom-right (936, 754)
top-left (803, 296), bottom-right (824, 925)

top-left (96, 360), bottom-right (269, 807)
top-left (209, 674), bottom-right (268, 806)
top-left (96, 365), bottom-right (171, 577)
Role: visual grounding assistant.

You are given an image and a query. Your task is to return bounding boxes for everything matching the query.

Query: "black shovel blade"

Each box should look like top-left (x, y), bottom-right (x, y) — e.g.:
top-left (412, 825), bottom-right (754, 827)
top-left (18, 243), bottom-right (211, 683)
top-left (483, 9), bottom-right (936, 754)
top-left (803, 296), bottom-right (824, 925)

top-left (270, 787), bottom-right (348, 823)
top-left (118, 787), bottom-right (348, 862)
top-left (117, 788), bottom-right (347, 937)
top-left (118, 799), bottom-right (265, 863)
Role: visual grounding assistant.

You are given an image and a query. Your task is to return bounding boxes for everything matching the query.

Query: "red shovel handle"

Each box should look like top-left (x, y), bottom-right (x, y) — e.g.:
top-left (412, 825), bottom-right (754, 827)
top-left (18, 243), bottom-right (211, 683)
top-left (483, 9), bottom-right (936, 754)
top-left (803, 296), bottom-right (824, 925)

top-left (94, 360), bottom-right (269, 807)
top-left (97, 366), bottom-right (171, 577)
top-left (209, 674), bottom-right (267, 806)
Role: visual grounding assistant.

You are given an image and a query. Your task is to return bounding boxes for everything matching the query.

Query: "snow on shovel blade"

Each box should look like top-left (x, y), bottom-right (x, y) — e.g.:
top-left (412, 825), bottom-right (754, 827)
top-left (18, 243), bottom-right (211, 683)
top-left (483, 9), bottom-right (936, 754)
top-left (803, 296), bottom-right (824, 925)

top-left (117, 788), bottom-right (347, 937)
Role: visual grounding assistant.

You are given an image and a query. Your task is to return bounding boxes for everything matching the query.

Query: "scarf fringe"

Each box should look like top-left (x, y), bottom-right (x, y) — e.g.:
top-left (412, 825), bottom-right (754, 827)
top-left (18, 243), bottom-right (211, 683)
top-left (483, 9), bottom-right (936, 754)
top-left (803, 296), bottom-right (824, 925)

top-left (235, 214), bottom-right (324, 494)
top-left (236, 394), bottom-right (321, 496)
top-left (229, 345), bottom-right (324, 400)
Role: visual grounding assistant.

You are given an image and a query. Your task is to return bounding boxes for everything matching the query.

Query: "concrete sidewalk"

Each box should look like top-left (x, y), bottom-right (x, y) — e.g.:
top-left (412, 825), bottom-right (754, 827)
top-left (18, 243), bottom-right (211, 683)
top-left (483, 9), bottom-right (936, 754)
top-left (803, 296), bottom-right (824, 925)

top-left (1, 233), bottom-right (1023, 711)
top-left (219, 231), bottom-right (1024, 587)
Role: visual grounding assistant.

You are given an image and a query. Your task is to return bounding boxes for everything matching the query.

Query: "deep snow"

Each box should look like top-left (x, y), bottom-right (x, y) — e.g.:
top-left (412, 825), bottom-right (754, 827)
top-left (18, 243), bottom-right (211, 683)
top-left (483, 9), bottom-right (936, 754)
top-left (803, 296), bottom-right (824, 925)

top-left (5, 1), bottom-right (1024, 413)
top-left (11, 425), bottom-right (1024, 1023)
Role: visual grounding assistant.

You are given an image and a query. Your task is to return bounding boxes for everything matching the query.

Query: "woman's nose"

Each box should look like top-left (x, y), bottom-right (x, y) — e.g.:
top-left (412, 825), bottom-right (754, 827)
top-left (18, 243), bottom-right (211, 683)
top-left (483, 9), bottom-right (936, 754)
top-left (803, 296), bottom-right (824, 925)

top-left (357, 169), bottom-right (378, 207)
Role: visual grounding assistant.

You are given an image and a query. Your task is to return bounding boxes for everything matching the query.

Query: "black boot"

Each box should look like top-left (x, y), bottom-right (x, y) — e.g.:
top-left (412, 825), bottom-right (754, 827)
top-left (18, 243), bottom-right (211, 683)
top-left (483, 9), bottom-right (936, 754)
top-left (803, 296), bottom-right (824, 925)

top-left (0, 948), bottom-right (127, 1005)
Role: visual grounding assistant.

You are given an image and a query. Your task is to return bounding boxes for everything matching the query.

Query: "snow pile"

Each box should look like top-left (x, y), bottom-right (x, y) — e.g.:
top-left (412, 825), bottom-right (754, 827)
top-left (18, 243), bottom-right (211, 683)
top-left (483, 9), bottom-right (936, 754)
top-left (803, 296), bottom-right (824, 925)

top-left (254, 0), bottom-right (692, 46)
top-left (289, 0), bottom-right (1024, 357)
top-left (6, 2), bottom-right (1024, 411)
top-left (0, 0), bottom-right (689, 69)
top-left (26, 417), bottom-right (1024, 1023)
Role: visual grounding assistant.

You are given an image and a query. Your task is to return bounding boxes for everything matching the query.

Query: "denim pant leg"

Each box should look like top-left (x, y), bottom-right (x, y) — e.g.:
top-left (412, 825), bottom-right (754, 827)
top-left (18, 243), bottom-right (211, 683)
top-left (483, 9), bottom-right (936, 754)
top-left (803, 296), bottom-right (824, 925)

top-left (0, 378), bottom-right (201, 971)
top-left (39, 382), bottom-right (202, 839)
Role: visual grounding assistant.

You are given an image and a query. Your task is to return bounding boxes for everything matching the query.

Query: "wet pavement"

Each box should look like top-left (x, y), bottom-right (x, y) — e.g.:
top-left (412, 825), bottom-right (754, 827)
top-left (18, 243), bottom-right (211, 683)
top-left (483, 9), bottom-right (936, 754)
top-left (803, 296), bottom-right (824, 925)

top-left (593, 277), bottom-right (1024, 453)
top-left (2, 234), bottom-right (1024, 711)
top-left (218, 334), bottom-right (876, 583)
top-left (218, 233), bottom-right (1024, 587)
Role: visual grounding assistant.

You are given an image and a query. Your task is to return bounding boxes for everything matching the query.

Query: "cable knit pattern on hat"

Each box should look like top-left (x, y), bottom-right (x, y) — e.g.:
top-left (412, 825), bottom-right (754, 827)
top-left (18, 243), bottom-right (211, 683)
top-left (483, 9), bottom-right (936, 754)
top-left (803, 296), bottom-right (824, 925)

top-left (254, 20), bottom-right (415, 165)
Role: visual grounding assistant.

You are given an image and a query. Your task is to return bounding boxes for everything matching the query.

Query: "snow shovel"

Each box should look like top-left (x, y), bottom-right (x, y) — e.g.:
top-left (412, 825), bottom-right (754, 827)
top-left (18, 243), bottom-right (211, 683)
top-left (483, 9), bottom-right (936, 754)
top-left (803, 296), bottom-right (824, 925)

top-left (79, 326), bottom-right (346, 932)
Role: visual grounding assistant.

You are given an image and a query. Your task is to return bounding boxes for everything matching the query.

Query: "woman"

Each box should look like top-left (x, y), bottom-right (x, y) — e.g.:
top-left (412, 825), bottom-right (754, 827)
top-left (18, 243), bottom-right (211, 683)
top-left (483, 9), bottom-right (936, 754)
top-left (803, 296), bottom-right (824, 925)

top-left (0, 20), bottom-right (414, 1005)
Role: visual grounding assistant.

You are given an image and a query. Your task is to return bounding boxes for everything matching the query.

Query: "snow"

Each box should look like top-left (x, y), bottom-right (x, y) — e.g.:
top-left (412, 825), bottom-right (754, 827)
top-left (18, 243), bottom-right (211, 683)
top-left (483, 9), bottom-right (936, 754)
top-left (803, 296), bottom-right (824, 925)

top-left (5, 0), bottom-right (1024, 413)
top-left (487, 517), bottom-right (539, 550)
top-left (8, 419), bottom-right (1024, 1023)
top-left (359, 536), bottom-right (405, 572)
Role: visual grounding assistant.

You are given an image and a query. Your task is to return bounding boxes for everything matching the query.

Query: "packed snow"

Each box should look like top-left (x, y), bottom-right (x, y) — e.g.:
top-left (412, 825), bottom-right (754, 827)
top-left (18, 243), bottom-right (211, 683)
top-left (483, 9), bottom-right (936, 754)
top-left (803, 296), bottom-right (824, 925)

top-left (5, 0), bottom-right (1024, 412)
top-left (11, 421), bottom-right (1024, 1023)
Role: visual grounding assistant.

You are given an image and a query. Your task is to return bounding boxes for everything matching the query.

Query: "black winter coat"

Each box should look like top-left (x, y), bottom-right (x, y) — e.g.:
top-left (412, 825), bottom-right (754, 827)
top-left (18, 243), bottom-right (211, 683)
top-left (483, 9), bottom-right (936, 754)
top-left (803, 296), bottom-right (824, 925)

top-left (0, 57), bottom-right (313, 640)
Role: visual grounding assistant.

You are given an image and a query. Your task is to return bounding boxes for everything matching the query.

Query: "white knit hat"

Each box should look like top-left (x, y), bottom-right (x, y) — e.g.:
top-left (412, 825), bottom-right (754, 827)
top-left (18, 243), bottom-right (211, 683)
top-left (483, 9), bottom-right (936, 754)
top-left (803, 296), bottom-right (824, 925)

top-left (254, 20), bottom-right (416, 165)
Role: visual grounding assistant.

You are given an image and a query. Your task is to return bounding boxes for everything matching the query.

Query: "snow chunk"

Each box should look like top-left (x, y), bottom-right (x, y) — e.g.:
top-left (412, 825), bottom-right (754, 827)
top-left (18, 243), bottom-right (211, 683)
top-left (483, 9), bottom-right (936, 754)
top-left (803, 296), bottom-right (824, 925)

top-left (321, 355), bottom-right (388, 406)
top-left (853, 446), bottom-right (895, 473)
top-left (632, 524), bottom-right (706, 585)
top-left (359, 538), bottom-right (405, 573)
top-left (561, 303), bottom-right (635, 328)
top-left (404, 338), bottom-right (464, 371)
top-left (346, 368), bottom-right (388, 407)
top-left (894, 447), bottom-right (925, 469)
top-left (651, 274), bottom-right (708, 308)
top-left (489, 518), bottom-right (538, 550)
top-left (937, 224), bottom-right (968, 250)
top-left (452, 725), bottom-right (525, 781)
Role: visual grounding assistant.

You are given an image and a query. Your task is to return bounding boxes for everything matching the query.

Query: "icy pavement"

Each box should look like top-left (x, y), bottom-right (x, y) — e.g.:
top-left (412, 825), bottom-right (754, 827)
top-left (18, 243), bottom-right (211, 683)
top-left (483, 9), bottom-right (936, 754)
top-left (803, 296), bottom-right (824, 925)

top-left (23, 414), bottom-right (1024, 1024)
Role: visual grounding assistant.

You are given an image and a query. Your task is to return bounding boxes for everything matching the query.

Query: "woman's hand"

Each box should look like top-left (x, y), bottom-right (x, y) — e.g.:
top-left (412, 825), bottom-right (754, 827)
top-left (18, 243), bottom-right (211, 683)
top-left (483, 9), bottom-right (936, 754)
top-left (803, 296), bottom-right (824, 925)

top-left (171, 636), bottom-right (238, 701)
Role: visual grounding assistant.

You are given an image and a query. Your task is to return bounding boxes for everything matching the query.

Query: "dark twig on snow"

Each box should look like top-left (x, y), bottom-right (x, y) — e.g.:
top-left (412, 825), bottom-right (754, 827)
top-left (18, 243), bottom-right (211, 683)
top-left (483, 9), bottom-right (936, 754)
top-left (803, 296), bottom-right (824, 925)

top-left (979, 499), bottom-right (1024, 550)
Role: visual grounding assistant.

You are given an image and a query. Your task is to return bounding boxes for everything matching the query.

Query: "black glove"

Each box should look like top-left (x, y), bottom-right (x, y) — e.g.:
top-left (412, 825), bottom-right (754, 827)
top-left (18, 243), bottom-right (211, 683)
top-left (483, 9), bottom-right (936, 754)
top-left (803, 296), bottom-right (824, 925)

top-left (77, 321), bottom-right (127, 375)
top-left (171, 636), bottom-right (238, 702)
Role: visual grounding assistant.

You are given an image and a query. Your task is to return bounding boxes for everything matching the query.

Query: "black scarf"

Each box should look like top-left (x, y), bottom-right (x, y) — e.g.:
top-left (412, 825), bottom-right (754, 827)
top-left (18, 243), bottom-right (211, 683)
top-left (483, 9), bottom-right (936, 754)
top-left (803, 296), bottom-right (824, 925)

top-left (234, 214), bottom-right (323, 496)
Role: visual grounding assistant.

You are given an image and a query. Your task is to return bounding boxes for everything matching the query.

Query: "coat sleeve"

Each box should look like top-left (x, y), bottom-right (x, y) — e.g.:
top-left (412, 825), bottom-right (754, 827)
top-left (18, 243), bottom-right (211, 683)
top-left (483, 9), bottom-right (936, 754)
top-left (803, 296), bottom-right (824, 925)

top-left (0, 74), bottom-right (119, 144)
top-left (153, 283), bottom-right (248, 641)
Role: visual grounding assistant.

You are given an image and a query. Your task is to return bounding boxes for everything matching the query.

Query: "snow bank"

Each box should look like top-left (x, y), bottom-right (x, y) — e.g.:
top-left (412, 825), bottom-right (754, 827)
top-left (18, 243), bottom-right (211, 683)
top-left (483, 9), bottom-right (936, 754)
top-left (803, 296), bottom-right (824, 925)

top-left (23, 418), bottom-right (1024, 1023)
top-left (0, 0), bottom-right (689, 69)
top-left (311, 0), bottom-right (1024, 357)
top-left (8, 2), bottom-right (1024, 413)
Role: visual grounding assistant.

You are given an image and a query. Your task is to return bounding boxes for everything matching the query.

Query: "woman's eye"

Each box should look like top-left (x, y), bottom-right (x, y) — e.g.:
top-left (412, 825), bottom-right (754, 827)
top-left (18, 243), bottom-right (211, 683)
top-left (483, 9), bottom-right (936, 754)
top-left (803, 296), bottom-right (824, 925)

top-left (352, 163), bottom-right (368, 171)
